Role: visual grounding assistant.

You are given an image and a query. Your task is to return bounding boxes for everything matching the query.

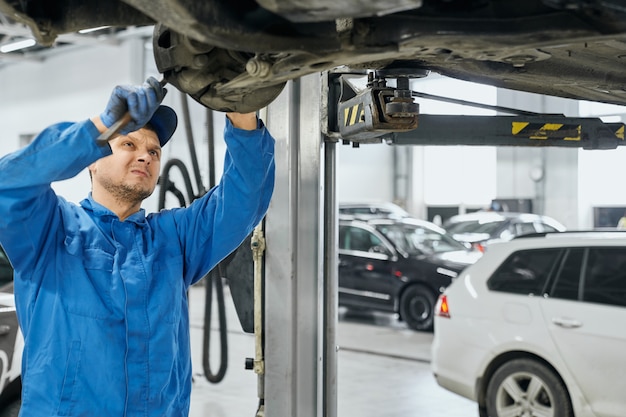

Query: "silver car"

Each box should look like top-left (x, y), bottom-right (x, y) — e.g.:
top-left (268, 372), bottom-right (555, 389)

top-left (444, 211), bottom-right (566, 251)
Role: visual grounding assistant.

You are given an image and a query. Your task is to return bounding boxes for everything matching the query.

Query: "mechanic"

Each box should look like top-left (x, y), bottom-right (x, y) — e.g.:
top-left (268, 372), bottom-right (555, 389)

top-left (0, 77), bottom-right (275, 416)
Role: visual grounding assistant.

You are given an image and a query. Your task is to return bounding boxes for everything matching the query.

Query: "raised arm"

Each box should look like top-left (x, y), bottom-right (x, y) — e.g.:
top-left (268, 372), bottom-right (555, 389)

top-left (166, 113), bottom-right (275, 286)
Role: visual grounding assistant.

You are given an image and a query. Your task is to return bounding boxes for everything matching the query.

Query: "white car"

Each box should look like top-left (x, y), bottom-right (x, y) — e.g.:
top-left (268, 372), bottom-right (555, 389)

top-left (338, 202), bottom-right (410, 219)
top-left (431, 232), bottom-right (626, 417)
top-left (443, 212), bottom-right (566, 251)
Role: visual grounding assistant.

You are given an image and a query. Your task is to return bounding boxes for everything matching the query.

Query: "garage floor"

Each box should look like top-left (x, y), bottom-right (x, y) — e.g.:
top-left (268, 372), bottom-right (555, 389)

top-left (187, 284), bottom-right (478, 417)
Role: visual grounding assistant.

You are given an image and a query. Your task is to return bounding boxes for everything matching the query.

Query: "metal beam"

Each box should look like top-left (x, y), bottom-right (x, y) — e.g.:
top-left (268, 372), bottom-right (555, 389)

top-left (391, 114), bottom-right (625, 149)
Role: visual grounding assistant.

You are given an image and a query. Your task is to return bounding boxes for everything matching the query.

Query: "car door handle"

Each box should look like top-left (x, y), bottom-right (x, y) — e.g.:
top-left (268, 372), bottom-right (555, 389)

top-left (0, 325), bottom-right (10, 335)
top-left (552, 317), bottom-right (582, 329)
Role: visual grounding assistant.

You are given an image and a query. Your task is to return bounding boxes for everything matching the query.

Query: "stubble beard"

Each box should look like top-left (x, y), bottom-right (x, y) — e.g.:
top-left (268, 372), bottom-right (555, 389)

top-left (100, 177), bottom-right (154, 207)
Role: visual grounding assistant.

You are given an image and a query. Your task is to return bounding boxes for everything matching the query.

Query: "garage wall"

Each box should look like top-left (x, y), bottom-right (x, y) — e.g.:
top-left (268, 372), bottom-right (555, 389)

top-left (336, 144), bottom-right (394, 203)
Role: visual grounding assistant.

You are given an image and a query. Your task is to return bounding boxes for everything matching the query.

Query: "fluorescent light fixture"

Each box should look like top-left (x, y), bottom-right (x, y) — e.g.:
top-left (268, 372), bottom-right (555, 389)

top-left (0, 38), bottom-right (36, 53)
top-left (78, 26), bottom-right (111, 34)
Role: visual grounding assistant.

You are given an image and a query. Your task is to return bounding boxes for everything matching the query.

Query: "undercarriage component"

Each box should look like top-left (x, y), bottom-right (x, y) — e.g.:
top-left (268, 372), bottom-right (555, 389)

top-left (0, 0), bottom-right (152, 46)
top-left (255, 0), bottom-right (423, 22)
top-left (2, 0), bottom-right (626, 112)
top-left (153, 24), bottom-right (287, 113)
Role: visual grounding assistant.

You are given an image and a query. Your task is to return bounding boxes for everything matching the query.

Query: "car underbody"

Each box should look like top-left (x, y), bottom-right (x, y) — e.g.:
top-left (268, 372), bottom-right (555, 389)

top-left (1, 0), bottom-right (626, 112)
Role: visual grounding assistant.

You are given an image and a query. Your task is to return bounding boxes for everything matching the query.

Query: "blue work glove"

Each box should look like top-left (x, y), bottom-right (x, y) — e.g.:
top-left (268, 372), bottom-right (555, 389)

top-left (100, 76), bottom-right (167, 134)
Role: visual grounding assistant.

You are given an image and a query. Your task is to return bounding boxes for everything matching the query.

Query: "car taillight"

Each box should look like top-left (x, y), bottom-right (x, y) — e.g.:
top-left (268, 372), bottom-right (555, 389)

top-left (436, 294), bottom-right (450, 318)
top-left (473, 242), bottom-right (485, 253)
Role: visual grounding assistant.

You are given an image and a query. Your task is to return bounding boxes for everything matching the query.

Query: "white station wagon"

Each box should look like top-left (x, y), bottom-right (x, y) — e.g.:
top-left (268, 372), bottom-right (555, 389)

top-left (431, 232), bottom-right (626, 417)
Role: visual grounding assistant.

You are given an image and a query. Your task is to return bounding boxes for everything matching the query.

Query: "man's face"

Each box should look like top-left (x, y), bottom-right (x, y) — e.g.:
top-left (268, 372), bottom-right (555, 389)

top-left (89, 128), bottom-right (162, 205)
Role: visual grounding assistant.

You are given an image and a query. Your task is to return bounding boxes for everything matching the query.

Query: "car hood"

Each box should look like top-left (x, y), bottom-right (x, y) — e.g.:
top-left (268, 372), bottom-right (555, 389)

top-left (433, 249), bottom-right (483, 267)
top-left (411, 249), bottom-right (482, 273)
top-left (451, 232), bottom-right (491, 244)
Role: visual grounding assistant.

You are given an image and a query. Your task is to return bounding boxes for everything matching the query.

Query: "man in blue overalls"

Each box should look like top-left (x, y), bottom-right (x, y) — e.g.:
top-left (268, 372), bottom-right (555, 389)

top-left (0, 77), bottom-right (275, 416)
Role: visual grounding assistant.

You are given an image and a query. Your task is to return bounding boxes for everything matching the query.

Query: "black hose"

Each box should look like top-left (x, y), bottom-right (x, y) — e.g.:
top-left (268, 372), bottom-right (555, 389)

top-left (202, 265), bottom-right (228, 382)
top-left (201, 107), bottom-right (229, 384)
top-left (158, 159), bottom-right (196, 208)
top-left (180, 92), bottom-right (205, 195)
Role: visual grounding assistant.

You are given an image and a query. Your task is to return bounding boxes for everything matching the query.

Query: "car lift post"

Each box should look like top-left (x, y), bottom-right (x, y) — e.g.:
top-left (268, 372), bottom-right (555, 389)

top-left (261, 72), bottom-right (338, 417)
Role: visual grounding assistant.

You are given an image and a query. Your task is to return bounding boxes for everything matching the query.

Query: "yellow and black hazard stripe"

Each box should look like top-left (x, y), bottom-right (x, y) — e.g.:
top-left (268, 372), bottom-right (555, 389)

top-left (615, 125), bottom-right (625, 140)
top-left (343, 103), bottom-right (365, 127)
top-left (512, 122), bottom-right (581, 141)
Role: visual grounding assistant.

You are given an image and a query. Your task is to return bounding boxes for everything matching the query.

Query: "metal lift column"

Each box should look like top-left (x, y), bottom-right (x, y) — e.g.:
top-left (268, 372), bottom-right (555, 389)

top-left (262, 73), bottom-right (338, 417)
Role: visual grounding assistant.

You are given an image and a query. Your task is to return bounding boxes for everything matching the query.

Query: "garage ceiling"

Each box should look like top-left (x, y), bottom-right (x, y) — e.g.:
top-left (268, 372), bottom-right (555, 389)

top-left (0, 13), bottom-right (151, 69)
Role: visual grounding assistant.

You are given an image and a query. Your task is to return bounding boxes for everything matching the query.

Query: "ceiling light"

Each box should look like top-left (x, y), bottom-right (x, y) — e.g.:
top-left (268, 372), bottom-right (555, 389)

top-left (78, 26), bottom-right (111, 34)
top-left (0, 39), bottom-right (36, 53)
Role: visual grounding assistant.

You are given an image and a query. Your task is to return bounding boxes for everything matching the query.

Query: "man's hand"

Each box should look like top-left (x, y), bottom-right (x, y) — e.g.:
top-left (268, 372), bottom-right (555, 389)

top-left (226, 112), bottom-right (258, 130)
top-left (99, 77), bottom-right (167, 135)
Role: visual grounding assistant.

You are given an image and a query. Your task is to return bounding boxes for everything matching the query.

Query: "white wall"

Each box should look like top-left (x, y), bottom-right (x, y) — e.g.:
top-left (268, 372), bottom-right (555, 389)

top-left (336, 143), bottom-right (394, 203)
top-left (577, 102), bottom-right (626, 228)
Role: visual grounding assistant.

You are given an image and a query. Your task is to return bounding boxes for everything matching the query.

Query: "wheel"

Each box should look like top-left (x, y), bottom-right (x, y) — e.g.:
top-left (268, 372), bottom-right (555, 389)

top-left (0, 398), bottom-right (21, 417)
top-left (486, 358), bottom-right (572, 417)
top-left (399, 285), bottom-right (436, 331)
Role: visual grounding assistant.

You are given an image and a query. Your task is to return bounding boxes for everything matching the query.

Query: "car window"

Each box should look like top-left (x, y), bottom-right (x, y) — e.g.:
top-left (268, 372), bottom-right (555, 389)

top-left (0, 247), bottom-right (13, 287)
top-left (515, 222), bottom-right (538, 236)
top-left (376, 224), bottom-right (466, 255)
top-left (582, 248), bottom-right (626, 308)
top-left (488, 249), bottom-right (561, 295)
top-left (340, 226), bottom-right (385, 253)
top-left (549, 248), bottom-right (584, 301)
top-left (446, 220), bottom-right (505, 235)
top-left (540, 223), bottom-right (559, 233)
top-left (339, 207), bottom-right (372, 215)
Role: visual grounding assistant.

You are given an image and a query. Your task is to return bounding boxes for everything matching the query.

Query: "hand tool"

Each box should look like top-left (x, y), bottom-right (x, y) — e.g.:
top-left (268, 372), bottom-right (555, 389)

top-left (96, 78), bottom-right (168, 146)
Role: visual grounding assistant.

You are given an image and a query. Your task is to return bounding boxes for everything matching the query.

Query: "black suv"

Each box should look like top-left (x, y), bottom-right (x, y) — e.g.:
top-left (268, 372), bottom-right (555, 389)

top-left (0, 248), bottom-right (21, 416)
top-left (338, 216), bottom-right (481, 331)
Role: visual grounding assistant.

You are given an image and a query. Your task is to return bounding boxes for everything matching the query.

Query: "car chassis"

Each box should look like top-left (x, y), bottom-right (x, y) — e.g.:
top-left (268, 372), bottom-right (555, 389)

top-left (0, 0), bottom-right (625, 113)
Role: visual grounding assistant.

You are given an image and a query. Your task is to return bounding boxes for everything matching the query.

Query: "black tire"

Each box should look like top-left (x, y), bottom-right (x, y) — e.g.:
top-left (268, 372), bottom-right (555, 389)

top-left (399, 285), bottom-right (436, 331)
top-left (486, 359), bottom-right (572, 417)
top-left (0, 398), bottom-right (21, 417)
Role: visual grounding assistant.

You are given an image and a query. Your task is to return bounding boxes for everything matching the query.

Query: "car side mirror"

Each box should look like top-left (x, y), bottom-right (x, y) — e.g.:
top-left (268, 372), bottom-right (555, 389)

top-left (369, 245), bottom-right (390, 258)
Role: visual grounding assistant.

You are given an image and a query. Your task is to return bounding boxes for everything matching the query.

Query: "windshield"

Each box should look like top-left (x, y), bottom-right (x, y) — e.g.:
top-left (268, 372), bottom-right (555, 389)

top-left (375, 223), bottom-right (467, 255)
top-left (445, 219), bottom-right (505, 235)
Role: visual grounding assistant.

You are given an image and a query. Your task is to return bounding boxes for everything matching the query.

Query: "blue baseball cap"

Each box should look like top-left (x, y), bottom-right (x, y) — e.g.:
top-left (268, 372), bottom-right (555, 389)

top-left (147, 105), bottom-right (178, 147)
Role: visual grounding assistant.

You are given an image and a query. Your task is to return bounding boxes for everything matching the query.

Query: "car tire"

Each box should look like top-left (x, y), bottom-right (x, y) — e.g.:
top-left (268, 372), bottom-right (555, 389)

top-left (486, 358), bottom-right (572, 417)
top-left (399, 285), bottom-right (436, 331)
top-left (0, 398), bottom-right (21, 417)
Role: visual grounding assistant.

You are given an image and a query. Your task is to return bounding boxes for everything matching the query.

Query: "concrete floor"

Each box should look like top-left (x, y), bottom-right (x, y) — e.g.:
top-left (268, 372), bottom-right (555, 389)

top-left (187, 284), bottom-right (478, 417)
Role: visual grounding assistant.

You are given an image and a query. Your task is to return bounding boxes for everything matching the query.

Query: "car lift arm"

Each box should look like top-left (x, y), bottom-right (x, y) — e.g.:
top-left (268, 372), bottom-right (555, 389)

top-left (391, 114), bottom-right (625, 149)
top-left (326, 70), bottom-right (625, 149)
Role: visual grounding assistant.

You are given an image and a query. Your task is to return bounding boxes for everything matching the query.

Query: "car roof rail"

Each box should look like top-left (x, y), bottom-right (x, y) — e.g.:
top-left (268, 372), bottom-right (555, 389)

top-left (513, 232), bottom-right (550, 239)
top-left (514, 230), bottom-right (626, 240)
